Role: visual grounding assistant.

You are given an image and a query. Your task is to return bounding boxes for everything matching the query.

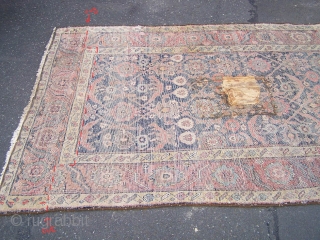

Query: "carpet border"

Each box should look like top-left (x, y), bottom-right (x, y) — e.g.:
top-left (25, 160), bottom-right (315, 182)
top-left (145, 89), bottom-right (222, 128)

top-left (0, 200), bottom-right (320, 216)
top-left (0, 28), bottom-right (57, 185)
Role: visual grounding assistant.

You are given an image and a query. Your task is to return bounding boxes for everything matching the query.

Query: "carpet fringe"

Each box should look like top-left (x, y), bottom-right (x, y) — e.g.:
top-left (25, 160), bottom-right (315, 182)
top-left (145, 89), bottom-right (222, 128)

top-left (0, 27), bottom-right (57, 186)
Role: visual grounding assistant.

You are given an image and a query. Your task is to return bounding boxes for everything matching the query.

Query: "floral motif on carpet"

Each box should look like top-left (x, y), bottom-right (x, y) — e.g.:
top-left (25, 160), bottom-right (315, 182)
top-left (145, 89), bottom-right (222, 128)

top-left (1, 24), bottom-right (320, 213)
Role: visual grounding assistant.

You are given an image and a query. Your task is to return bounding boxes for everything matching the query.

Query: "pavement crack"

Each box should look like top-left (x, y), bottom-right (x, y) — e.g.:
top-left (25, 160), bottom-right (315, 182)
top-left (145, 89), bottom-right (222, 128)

top-left (248, 0), bottom-right (258, 23)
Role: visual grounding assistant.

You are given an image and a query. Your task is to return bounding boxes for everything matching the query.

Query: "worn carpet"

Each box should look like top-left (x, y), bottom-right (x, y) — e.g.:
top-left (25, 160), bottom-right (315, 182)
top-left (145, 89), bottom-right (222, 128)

top-left (1, 24), bottom-right (320, 214)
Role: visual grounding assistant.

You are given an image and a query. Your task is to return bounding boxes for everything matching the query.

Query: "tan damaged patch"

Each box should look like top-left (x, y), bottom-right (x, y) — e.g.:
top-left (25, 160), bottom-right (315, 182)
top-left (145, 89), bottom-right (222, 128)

top-left (222, 76), bottom-right (260, 106)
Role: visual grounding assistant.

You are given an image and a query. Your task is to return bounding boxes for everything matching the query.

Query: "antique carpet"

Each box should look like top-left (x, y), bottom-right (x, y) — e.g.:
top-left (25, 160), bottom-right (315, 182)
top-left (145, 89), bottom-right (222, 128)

top-left (1, 24), bottom-right (320, 214)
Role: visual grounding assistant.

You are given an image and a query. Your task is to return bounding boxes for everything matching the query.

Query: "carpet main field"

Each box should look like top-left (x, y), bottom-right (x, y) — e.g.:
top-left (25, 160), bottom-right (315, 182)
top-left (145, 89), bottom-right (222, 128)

top-left (1, 24), bottom-right (320, 213)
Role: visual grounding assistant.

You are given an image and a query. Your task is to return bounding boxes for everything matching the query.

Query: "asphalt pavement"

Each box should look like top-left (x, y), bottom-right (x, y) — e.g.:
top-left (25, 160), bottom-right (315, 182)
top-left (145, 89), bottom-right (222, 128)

top-left (0, 0), bottom-right (319, 239)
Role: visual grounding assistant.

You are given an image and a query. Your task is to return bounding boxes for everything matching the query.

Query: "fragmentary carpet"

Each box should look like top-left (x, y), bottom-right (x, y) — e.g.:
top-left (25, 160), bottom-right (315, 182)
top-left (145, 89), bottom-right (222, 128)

top-left (1, 24), bottom-right (320, 214)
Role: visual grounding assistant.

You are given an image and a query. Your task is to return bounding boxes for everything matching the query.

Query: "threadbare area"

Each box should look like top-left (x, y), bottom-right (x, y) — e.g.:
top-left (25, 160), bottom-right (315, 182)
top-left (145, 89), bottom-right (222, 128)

top-left (222, 76), bottom-right (260, 107)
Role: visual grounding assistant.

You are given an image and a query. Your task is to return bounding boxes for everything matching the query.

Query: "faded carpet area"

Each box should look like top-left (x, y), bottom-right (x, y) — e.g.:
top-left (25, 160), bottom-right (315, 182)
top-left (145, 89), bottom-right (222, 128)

top-left (1, 24), bottom-right (320, 214)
